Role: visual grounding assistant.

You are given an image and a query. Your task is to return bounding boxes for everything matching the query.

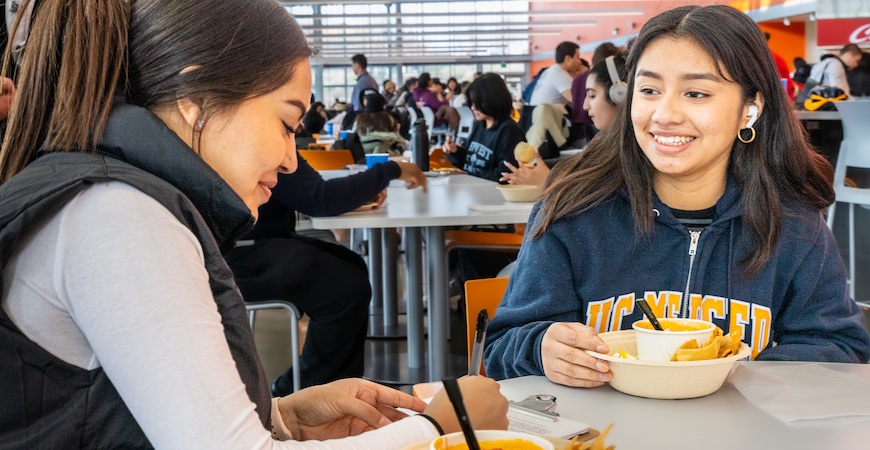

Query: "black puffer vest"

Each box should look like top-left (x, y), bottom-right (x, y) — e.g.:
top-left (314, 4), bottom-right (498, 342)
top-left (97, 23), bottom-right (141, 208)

top-left (0, 104), bottom-right (270, 448)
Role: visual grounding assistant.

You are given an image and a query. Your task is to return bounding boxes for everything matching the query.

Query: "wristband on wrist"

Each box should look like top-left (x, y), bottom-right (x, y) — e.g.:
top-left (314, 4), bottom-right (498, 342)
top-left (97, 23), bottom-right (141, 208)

top-left (418, 414), bottom-right (445, 435)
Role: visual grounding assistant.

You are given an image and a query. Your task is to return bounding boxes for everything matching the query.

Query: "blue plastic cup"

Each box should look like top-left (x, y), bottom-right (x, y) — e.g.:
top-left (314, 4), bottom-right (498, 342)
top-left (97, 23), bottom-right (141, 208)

top-left (324, 122), bottom-right (334, 135)
top-left (340, 130), bottom-right (350, 140)
top-left (365, 153), bottom-right (389, 169)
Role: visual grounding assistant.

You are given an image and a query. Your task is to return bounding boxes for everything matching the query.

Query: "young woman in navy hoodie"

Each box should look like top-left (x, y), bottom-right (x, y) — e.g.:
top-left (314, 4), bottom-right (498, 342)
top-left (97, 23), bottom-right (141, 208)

top-left (486, 4), bottom-right (870, 386)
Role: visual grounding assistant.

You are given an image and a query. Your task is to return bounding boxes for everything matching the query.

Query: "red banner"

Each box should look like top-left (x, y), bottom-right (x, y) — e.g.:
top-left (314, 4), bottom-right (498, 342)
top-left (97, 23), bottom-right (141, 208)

top-left (817, 18), bottom-right (870, 47)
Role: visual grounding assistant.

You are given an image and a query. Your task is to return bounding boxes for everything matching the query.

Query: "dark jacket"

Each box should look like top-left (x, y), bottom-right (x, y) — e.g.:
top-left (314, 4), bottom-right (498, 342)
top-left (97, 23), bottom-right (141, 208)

top-left (242, 156), bottom-right (401, 240)
top-left (447, 119), bottom-right (525, 182)
top-left (0, 103), bottom-right (270, 448)
top-left (486, 176), bottom-right (870, 379)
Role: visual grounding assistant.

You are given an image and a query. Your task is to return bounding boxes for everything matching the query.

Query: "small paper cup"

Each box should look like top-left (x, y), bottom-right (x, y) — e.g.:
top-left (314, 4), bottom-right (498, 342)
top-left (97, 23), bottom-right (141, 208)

top-left (632, 318), bottom-right (715, 361)
top-left (430, 430), bottom-right (554, 450)
top-left (365, 153), bottom-right (390, 169)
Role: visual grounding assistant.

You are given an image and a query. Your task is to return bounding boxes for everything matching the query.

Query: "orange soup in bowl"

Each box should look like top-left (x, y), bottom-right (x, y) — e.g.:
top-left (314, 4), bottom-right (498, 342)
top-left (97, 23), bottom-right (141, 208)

top-left (634, 319), bottom-right (714, 332)
top-left (433, 438), bottom-right (544, 450)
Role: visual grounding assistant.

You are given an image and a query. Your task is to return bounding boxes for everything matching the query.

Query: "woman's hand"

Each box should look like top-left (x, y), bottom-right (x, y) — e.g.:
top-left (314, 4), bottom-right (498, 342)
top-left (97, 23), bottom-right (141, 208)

top-left (277, 378), bottom-right (427, 441)
top-left (500, 157), bottom-right (550, 187)
top-left (442, 135), bottom-right (457, 154)
top-left (372, 190), bottom-right (387, 207)
top-left (423, 376), bottom-right (509, 434)
top-left (541, 322), bottom-right (612, 388)
top-left (396, 162), bottom-right (427, 192)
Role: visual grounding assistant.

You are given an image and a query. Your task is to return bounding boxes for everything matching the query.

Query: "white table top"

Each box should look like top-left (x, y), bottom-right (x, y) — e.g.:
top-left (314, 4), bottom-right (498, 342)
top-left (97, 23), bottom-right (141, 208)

top-left (309, 173), bottom-right (534, 229)
top-left (498, 362), bottom-right (870, 450)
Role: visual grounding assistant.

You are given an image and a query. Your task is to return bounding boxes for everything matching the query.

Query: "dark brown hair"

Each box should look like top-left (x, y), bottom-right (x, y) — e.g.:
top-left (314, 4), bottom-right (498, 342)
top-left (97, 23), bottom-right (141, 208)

top-left (0, 0), bottom-right (314, 182)
top-left (534, 4), bottom-right (834, 275)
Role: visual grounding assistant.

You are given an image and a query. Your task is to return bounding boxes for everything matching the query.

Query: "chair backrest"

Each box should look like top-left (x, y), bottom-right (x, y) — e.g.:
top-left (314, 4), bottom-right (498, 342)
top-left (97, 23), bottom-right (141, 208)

top-left (407, 106), bottom-right (419, 128)
top-left (464, 277), bottom-right (510, 376)
top-left (419, 106), bottom-right (436, 135)
top-left (428, 147), bottom-right (457, 170)
top-left (834, 100), bottom-right (870, 174)
top-left (456, 106), bottom-right (475, 141)
top-left (298, 149), bottom-right (355, 170)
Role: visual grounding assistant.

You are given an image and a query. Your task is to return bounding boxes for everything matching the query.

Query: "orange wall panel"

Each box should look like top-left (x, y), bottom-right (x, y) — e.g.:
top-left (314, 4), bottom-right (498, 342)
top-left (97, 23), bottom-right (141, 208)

top-left (758, 21), bottom-right (806, 72)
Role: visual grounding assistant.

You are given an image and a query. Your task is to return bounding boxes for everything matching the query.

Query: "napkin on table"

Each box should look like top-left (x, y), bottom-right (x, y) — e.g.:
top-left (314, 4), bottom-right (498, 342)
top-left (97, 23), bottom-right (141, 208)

top-left (727, 363), bottom-right (870, 425)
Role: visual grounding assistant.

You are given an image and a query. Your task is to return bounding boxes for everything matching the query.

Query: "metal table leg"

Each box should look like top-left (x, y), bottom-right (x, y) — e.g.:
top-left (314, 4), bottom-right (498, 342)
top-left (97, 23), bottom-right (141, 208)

top-left (425, 226), bottom-right (448, 380)
top-left (405, 227), bottom-right (425, 369)
top-left (381, 228), bottom-right (400, 334)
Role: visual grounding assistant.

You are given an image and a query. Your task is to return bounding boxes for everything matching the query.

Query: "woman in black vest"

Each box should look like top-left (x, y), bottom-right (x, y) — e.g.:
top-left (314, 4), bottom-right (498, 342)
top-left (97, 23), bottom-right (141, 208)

top-left (0, 1), bottom-right (507, 448)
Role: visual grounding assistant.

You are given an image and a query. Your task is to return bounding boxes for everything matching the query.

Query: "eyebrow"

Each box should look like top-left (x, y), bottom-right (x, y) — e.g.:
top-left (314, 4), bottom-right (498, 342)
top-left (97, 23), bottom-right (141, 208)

top-left (635, 69), bottom-right (722, 83)
top-left (286, 100), bottom-right (306, 114)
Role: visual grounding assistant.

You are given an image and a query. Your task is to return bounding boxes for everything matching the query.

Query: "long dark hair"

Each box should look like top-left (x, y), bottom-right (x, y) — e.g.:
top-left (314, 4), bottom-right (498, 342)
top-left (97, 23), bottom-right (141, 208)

top-left (0, 0), bottom-right (314, 182)
top-left (534, 4), bottom-right (834, 275)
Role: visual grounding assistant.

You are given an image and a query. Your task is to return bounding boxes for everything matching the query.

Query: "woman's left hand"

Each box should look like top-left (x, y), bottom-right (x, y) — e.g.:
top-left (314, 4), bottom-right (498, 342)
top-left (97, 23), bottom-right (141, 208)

top-left (276, 378), bottom-right (427, 441)
top-left (372, 190), bottom-right (387, 207)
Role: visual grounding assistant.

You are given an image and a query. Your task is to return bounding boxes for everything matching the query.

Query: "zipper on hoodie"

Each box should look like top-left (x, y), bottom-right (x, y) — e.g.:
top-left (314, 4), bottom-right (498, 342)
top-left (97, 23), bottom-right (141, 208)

top-left (681, 230), bottom-right (701, 318)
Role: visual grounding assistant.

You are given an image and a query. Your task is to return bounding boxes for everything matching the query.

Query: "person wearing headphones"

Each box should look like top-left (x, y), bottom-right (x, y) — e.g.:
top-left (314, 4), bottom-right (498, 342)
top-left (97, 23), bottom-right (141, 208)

top-left (500, 55), bottom-right (628, 187)
top-left (486, 4), bottom-right (870, 385)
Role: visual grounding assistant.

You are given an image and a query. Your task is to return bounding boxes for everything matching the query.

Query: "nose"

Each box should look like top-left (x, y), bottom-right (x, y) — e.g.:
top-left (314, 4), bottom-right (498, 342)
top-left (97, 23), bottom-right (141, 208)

top-left (650, 93), bottom-right (685, 126)
top-left (279, 141), bottom-right (298, 174)
top-left (582, 94), bottom-right (592, 112)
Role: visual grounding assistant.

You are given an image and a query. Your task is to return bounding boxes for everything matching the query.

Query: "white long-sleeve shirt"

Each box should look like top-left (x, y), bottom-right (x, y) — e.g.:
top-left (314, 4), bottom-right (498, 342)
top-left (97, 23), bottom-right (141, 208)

top-left (2, 181), bottom-right (438, 449)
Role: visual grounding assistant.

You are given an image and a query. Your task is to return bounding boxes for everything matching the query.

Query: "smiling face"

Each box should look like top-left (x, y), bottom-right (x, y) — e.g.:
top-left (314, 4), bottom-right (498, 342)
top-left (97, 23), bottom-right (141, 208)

top-left (631, 37), bottom-right (759, 208)
top-left (197, 61), bottom-right (312, 219)
top-left (583, 76), bottom-right (619, 131)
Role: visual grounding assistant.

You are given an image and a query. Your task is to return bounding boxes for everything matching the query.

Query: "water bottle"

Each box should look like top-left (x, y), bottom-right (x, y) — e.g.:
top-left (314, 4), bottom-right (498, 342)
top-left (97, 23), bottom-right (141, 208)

top-left (410, 118), bottom-right (429, 171)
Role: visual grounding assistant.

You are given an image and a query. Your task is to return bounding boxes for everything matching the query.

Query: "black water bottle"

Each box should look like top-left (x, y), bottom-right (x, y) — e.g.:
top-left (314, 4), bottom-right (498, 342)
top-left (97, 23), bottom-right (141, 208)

top-left (410, 118), bottom-right (429, 172)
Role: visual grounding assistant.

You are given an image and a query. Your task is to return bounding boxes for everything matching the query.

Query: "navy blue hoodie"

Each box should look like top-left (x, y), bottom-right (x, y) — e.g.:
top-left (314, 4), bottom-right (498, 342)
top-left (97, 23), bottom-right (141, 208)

top-left (485, 176), bottom-right (870, 379)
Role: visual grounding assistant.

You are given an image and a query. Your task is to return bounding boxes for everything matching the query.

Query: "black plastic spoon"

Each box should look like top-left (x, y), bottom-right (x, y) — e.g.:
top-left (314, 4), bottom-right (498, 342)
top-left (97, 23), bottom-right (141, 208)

top-left (636, 299), bottom-right (665, 331)
top-left (442, 378), bottom-right (480, 450)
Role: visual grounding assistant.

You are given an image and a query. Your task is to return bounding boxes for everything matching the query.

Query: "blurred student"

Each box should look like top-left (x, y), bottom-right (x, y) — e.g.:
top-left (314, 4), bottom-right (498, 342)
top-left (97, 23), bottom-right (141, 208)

top-left (501, 55), bottom-right (627, 187)
top-left (443, 73), bottom-right (526, 182)
top-left (486, 4), bottom-right (870, 386)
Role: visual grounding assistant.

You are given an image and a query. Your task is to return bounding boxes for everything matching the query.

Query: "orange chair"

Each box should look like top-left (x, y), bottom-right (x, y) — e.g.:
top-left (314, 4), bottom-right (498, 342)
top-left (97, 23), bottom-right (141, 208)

top-left (298, 149), bottom-right (355, 170)
top-left (464, 277), bottom-right (510, 376)
top-left (445, 230), bottom-right (524, 253)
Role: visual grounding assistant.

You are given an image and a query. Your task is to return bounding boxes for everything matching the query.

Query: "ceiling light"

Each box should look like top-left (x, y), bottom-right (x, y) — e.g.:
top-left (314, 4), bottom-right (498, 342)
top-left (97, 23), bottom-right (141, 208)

top-left (783, 17), bottom-right (791, 26)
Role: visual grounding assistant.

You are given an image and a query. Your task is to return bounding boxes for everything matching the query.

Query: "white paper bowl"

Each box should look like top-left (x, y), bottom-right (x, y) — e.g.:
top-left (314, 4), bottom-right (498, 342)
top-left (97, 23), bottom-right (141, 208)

top-left (496, 185), bottom-right (543, 202)
top-left (632, 318), bottom-right (716, 361)
top-left (430, 430), bottom-right (554, 450)
top-left (586, 330), bottom-right (751, 399)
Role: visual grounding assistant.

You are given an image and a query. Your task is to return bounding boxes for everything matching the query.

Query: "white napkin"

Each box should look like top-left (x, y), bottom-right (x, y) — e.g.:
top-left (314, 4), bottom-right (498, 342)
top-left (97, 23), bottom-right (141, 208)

top-left (728, 363), bottom-right (870, 425)
top-left (468, 203), bottom-right (534, 212)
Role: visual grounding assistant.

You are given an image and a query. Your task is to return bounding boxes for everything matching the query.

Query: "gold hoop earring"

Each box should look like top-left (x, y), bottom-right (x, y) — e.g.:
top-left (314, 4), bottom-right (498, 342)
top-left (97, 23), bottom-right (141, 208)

top-left (737, 126), bottom-right (755, 144)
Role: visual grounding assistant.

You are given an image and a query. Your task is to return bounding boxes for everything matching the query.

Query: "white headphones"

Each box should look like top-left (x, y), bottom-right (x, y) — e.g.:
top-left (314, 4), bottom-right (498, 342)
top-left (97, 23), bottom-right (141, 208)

top-left (605, 55), bottom-right (628, 104)
top-left (746, 105), bottom-right (759, 129)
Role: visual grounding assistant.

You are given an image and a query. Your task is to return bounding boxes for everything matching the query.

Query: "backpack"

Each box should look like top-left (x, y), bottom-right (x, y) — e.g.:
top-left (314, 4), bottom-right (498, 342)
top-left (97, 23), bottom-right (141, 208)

top-left (793, 64), bottom-right (813, 84)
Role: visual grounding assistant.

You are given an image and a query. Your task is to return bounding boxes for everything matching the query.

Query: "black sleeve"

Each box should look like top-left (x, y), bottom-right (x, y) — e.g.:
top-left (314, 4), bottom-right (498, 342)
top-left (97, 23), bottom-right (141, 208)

top-left (270, 153), bottom-right (401, 217)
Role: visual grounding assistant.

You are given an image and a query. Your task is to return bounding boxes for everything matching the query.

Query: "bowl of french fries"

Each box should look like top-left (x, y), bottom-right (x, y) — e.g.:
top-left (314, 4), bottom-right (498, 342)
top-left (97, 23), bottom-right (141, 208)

top-left (585, 326), bottom-right (750, 399)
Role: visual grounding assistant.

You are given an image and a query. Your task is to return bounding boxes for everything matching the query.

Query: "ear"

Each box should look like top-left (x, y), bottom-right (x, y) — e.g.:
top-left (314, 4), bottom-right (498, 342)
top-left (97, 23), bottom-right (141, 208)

top-left (175, 65), bottom-right (203, 129)
top-left (743, 93), bottom-right (765, 129)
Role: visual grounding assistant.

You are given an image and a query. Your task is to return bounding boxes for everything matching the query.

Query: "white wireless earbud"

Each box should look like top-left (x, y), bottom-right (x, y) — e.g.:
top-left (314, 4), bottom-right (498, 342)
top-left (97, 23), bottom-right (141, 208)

top-left (745, 105), bottom-right (759, 129)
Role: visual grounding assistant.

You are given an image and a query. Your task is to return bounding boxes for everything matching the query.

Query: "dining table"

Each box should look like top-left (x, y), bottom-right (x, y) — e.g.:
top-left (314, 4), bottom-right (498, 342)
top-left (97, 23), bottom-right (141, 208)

top-left (498, 361), bottom-right (870, 450)
top-left (310, 172), bottom-right (534, 381)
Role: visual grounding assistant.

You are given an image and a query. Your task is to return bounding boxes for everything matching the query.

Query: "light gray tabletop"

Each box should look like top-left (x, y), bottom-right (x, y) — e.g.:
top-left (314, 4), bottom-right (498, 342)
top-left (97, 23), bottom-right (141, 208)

top-left (499, 362), bottom-right (870, 450)
top-left (310, 173), bottom-right (533, 229)
top-left (795, 109), bottom-right (841, 121)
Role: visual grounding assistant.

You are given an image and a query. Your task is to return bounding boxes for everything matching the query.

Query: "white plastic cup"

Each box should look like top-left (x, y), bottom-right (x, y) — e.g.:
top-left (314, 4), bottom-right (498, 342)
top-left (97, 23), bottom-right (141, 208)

top-left (430, 430), bottom-right (554, 450)
top-left (632, 318), bottom-right (715, 361)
